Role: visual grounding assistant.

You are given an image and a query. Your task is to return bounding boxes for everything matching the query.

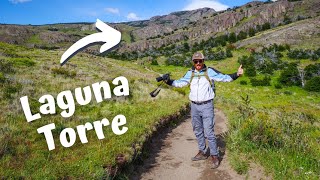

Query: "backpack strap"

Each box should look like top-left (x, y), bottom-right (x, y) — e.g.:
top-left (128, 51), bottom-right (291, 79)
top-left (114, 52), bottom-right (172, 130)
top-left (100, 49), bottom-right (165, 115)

top-left (189, 68), bottom-right (212, 86)
top-left (190, 70), bottom-right (195, 85)
top-left (204, 69), bottom-right (213, 86)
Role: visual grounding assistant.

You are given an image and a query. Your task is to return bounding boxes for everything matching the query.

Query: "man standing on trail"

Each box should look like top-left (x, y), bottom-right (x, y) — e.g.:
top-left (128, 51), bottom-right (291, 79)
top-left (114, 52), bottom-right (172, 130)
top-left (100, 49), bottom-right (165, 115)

top-left (164, 52), bottom-right (243, 169)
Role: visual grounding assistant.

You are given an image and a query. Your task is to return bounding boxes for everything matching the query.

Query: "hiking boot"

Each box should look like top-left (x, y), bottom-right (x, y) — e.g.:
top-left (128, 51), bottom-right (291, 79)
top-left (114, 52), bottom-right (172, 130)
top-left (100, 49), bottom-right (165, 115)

top-left (191, 150), bottom-right (208, 161)
top-left (211, 155), bottom-right (220, 169)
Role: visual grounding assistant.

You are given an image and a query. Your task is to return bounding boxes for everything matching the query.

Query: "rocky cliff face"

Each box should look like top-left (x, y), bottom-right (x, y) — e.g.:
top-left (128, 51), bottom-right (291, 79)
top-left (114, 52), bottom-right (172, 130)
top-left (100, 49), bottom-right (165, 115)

top-left (130, 8), bottom-right (217, 40)
top-left (119, 0), bottom-right (313, 53)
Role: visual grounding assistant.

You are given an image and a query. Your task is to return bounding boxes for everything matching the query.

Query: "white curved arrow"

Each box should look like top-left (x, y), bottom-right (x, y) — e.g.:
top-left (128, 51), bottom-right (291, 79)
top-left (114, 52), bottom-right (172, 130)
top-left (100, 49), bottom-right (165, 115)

top-left (60, 19), bottom-right (121, 65)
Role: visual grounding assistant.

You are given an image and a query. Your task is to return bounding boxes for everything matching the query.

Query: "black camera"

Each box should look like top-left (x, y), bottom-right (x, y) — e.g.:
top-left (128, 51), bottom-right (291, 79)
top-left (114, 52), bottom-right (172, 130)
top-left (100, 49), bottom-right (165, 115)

top-left (150, 73), bottom-right (170, 98)
top-left (156, 73), bottom-right (170, 82)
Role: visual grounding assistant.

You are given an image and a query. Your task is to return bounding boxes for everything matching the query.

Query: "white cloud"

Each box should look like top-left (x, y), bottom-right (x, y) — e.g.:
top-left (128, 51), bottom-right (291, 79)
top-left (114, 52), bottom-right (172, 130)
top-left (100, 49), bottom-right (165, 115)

top-left (183, 0), bottom-right (228, 11)
top-left (9, 0), bottom-right (31, 4)
top-left (127, 13), bottom-right (140, 21)
top-left (105, 8), bottom-right (120, 15)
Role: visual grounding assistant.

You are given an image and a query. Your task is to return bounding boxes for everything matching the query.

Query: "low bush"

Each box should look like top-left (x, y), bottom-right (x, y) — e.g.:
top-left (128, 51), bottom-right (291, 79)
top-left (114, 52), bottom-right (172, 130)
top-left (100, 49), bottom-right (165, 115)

top-left (239, 80), bottom-right (247, 85)
top-left (279, 63), bottom-right (301, 86)
top-left (245, 65), bottom-right (256, 77)
top-left (3, 83), bottom-right (22, 99)
top-left (165, 54), bottom-right (191, 67)
top-left (0, 59), bottom-right (15, 73)
top-left (283, 90), bottom-right (293, 95)
top-left (274, 83), bottom-right (282, 89)
top-left (151, 59), bottom-right (158, 65)
top-left (250, 76), bottom-right (271, 86)
top-left (51, 67), bottom-right (77, 78)
top-left (0, 72), bottom-right (6, 84)
top-left (287, 48), bottom-right (320, 60)
top-left (304, 76), bottom-right (320, 92)
top-left (304, 63), bottom-right (320, 80)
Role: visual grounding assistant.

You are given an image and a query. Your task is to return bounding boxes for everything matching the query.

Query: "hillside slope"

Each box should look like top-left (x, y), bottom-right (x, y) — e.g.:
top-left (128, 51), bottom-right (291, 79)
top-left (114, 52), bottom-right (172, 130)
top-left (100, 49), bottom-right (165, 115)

top-left (0, 0), bottom-right (319, 54)
top-left (236, 16), bottom-right (320, 49)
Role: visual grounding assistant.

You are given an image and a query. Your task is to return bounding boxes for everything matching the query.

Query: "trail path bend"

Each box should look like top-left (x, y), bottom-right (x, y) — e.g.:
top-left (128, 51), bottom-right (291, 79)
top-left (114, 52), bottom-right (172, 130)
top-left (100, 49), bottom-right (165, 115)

top-left (131, 109), bottom-right (269, 180)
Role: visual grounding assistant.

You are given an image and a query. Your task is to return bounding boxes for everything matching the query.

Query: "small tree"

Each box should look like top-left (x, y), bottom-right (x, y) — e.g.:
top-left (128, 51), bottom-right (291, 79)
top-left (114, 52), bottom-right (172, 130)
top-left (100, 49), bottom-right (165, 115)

top-left (283, 15), bottom-right (292, 25)
top-left (237, 31), bottom-right (247, 40)
top-left (245, 65), bottom-right (257, 77)
top-left (228, 32), bottom-right (237, 43)
top-left (248, 27), bottom-right (255, 37)
top-left (183, 42), bottom-right (190, 52)
top-left (305, 77), bottom-right (320, 92)
top-left (226, 49), bottom-right (233, 58)
top-left (261, 22), bottom-right (271, 31)
top-left (279, 63), bottom-right (301, 86)
top-left (304, 63), bottom-right (320, 80)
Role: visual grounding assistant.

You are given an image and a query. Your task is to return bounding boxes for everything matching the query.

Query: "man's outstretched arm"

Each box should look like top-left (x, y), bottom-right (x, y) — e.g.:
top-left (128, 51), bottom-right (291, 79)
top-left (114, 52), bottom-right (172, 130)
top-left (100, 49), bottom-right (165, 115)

top-left (208, 65), bottom-right (243, 82)
top-left (167, 70), bottom-right (192, 87)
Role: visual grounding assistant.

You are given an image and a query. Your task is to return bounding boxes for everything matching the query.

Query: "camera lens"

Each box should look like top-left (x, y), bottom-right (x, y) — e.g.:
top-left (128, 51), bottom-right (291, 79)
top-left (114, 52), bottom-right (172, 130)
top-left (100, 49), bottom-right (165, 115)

top-left (156, 77), bottom-right (163, 82)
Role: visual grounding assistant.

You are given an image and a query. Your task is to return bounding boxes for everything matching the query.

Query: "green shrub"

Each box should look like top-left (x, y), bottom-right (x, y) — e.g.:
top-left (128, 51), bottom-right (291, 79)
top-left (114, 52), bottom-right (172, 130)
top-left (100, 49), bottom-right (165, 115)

top-left (9, 58), bottom-right (36, 67)
top-left (240, 80), bottom-right (247, 85)
top-left (0, 72), bottom-right (6, 84)
top-left (151, 59), bottom-right (159, 65)
top-left (283, 15), bottom-right (292, 25)
top-left (0, 59), bottom-right (15, 73)
top-left (287, 49), bottom-right (319, 60)
top-left (245, 65), bottom-right (257, 77)
top-left (304, 63), bottom-right (320, 80)
top-left (304, 76), bottom-right (320, 92)
top-left (226, 49), bottom-right (233, 58)
top-left (250, 76), bottom-right (271, 86)
top-left (261, 22), bottom-right (271, 31)
top-left (3, 83), bottom-right (22, 99)
top-left (237, 31), bottom-right (247, 40)
top-left (51, 67), bottom-right (77, 78)
top-left (248, 27), bottom-right (255, 37)
top-left (274, 83), bottom-right (283, 89)
top-left (165, 54), bottom-right (191, 67)
top-left (279, 63), bottom-right (301, 86)
top-left (284, 90), bottom-right (293, 95)
top-left (238, 55), bottom-right (255, 70)
top-left (228, 32), bottom-right (237, 43)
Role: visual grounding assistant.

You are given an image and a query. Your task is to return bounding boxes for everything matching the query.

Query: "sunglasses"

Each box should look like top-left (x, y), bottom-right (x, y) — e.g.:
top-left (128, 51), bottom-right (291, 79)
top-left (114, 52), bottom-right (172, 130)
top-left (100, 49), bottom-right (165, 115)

top-left (193, 59), bottom-right (204, 64)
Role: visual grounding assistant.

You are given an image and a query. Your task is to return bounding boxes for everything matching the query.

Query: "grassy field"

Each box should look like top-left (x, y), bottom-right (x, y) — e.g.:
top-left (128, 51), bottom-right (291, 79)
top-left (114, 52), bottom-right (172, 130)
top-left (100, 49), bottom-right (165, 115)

top-left (0, 41), bottom-right (319, 179)
top-left (0, 42), bottom-right (189, 178)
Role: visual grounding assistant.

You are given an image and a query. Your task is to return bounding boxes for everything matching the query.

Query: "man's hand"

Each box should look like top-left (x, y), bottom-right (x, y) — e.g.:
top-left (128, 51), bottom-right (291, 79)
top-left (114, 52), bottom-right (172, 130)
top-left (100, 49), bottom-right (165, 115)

top-left (162, 73), bottom-right (170, 82)
top-left (237, 64), bottom-right (244, 76)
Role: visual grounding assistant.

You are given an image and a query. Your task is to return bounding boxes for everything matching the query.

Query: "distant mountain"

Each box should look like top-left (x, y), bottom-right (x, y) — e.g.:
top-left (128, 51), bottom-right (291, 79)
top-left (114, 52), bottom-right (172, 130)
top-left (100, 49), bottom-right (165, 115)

top-left (0, 0), bottom-right (319, 53)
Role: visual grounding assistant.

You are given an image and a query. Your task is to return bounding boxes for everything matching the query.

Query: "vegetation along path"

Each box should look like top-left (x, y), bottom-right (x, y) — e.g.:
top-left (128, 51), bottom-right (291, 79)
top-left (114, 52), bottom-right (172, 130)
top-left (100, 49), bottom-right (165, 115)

top-left (131, 108), bottom-right (270, 180)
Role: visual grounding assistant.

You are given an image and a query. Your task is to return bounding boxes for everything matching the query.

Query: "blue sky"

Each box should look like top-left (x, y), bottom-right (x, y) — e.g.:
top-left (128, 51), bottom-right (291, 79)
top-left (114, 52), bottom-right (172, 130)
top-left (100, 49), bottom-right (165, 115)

top-left (1, 0), bottom-right (265, 25)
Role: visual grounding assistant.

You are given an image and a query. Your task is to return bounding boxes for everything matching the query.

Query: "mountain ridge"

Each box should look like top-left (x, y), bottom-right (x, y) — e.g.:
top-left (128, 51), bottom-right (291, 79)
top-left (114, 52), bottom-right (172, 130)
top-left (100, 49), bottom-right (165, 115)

top-left (0, 0), bottom-right (319, 53)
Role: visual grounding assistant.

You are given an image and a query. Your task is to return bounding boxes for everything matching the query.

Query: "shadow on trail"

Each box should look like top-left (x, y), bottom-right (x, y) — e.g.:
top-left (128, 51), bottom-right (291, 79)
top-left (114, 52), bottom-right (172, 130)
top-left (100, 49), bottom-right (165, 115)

top-left (128, 115), bottom-right (229, 180)
top-left (129, 116), bottom-right (189, 180)
top-left (217, 132), bottom-right (228, 162)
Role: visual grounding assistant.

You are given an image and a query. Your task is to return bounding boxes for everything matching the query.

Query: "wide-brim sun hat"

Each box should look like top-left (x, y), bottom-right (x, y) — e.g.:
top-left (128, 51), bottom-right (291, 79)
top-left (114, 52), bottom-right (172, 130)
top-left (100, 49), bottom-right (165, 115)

top-left (192, 52), bottom-right (205, 60)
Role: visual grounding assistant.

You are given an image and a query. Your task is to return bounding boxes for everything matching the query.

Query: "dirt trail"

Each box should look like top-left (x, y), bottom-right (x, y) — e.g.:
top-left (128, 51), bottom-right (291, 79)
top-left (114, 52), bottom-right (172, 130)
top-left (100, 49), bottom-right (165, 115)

top-left (131, 108), bottom-right (270, 180)
top-left (130, 109), bottom-right (239, 179)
